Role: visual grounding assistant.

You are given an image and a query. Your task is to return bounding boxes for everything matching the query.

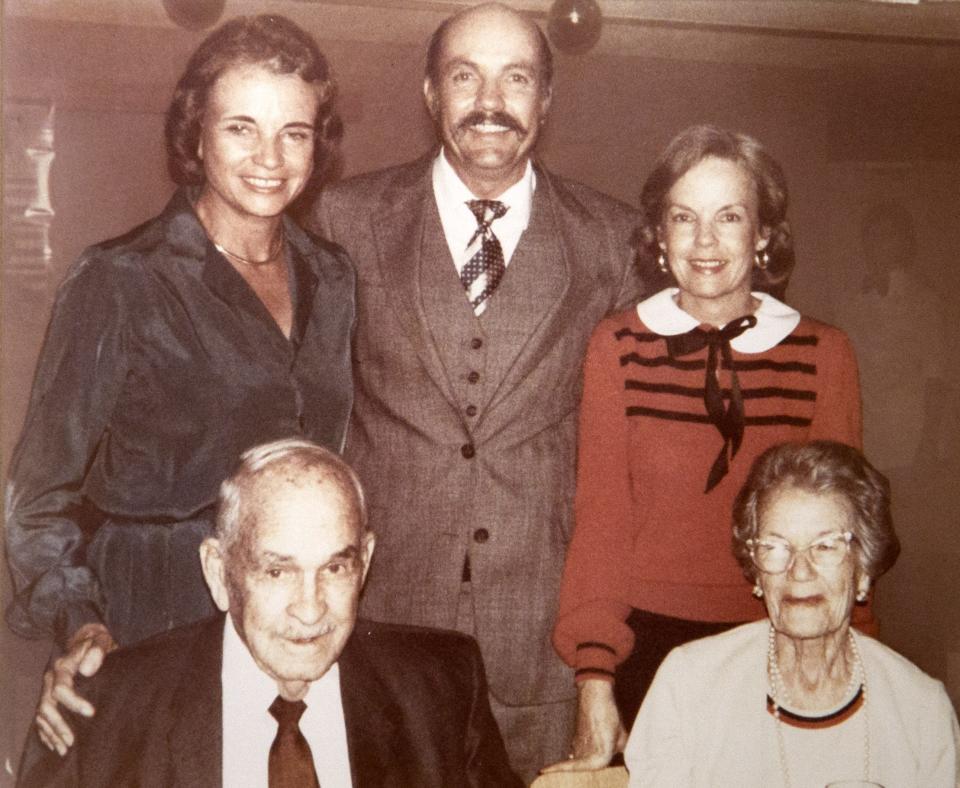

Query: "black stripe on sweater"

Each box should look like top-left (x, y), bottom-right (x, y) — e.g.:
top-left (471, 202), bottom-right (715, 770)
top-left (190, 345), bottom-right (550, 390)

top-left (620, 354), bottom-right (817, 375)
top-left (614, 327), bottom-right (660, 343)
top-left (614, 329), bottom-right (819, 347)
top-left (576, 641), bottom-right (617, 655)
top-left (626, 406), bottom-right (811, 427)
top-left (625, 380), bottom-right (817, 401)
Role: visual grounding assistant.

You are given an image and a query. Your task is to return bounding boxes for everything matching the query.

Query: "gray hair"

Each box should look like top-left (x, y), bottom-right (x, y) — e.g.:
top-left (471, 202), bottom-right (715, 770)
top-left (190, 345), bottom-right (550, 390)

top-left (732, 441), bottom-right (900, 583)
top-left (214, 438), bottom-right (367, 560)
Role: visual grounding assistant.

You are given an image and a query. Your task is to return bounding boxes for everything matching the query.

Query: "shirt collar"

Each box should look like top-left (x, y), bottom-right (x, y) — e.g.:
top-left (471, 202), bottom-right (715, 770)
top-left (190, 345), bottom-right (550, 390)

top-left (432, 149), bottom-right (534, 229)
top-left (222, 613), bottom-right (337, 710)
top-left (636, 287), bottom-right (801, 353)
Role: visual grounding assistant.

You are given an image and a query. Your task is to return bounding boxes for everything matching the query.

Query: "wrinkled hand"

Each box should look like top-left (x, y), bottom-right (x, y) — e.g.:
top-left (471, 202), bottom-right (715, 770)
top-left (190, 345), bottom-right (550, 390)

top-left (36, 622), bottom-right (117, 756)
top-left (541, 678), bottom-right (626, 773)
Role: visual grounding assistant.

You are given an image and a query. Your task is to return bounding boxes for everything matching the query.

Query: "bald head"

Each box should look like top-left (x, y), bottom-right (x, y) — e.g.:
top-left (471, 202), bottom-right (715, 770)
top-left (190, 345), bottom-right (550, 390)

top-left (425, 3), bottom-right (553, 94)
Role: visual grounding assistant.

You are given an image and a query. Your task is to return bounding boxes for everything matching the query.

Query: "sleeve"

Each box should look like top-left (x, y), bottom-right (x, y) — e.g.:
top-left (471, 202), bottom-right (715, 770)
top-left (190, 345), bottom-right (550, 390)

top-left (919, 681), bottom-right (960, 787)
top-left (809, 324), bottom-right (863, 449)
top-left (805, 323), bottom-right (879, 628)
top-left (552, 321), bottom-right (636, 681)
top-left (623, 648), bottom-right (691, 787)
top-left (305, 186), bottom-right (339, 244)
top-left (610, 212), bottom-right (646, 315)
top-left (17, 726), bottom-right (81, 788)
top-left (5, 255), bottom-right (130, 647)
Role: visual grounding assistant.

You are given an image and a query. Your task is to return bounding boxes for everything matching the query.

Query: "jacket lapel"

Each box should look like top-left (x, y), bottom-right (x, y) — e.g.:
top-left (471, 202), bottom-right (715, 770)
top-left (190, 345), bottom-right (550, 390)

top-left (480, 167), bottom-right (576, 416)
top-left (369, 161), bottom-right (461, 407)
top-left (339, 634), bottom-right (406, 787)
top-left (166, 617), bottom-right (225, 787)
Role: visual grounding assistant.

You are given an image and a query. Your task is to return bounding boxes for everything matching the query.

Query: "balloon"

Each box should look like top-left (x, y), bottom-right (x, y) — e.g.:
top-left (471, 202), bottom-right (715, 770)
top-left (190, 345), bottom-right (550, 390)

top-left (547, 0), bottom-right (603, 55)
top-left (162, 0), bottom-right (226, 31)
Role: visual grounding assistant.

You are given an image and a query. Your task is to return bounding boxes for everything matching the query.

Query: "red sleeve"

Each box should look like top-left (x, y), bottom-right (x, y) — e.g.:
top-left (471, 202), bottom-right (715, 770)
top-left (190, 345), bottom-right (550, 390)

top-left (553, 318), bottom-right (636, 681)
top-left (809, 324), bottom-right (863, 450)
top-left (807, 323), bottom-right (878, 630)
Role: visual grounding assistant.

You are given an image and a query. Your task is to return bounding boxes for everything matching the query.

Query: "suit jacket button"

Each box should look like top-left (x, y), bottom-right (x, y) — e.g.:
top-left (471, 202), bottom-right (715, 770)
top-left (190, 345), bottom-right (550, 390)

top-left (473, 528), bottom-right (489, 543)
top-left (461, 443), bottom-right (476, 459)
top-left (467, 370), bottom-right (480, 384)
top-left (470, 337), bottom-right (483, 349)
top-left (465, 405), bottom-right (478, 417)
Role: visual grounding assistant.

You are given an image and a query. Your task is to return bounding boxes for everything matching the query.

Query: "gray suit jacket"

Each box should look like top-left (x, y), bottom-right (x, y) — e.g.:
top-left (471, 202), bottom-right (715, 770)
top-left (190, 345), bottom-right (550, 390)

top-left (311, 155), bottom-right (644, 705)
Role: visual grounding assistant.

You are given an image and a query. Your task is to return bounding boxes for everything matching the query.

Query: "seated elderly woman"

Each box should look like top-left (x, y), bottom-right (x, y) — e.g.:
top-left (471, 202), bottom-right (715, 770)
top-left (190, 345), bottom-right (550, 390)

top-left (624, 440), bottom-right (959, 787)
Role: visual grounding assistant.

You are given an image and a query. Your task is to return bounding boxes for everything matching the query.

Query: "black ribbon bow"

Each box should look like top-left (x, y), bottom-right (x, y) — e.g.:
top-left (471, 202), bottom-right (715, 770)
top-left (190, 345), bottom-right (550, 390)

top-left (665, 314), bottom-right (758, 492)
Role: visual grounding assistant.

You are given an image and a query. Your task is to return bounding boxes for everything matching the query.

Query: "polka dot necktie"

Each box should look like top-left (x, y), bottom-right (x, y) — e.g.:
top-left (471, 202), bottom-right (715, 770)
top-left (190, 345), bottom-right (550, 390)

top-left (461, 199), bottom-right (509, 315)
top-left (268, 696), bottom-right (320, 788)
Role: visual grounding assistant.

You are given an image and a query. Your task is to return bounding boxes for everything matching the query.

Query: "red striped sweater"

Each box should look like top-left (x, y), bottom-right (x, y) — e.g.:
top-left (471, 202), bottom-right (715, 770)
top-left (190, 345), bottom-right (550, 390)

top-left (553, 301), bottom-right (863, 679)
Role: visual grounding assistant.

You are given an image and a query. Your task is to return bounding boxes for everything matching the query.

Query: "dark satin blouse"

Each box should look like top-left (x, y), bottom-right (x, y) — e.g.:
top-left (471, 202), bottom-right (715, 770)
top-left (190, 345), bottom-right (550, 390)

top-left (5, 189), bottom-right (355, 647)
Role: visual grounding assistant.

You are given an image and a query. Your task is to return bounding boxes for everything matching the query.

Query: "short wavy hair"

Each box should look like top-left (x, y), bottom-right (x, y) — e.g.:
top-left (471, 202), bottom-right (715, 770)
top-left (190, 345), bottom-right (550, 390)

top-left (732, 441), bottom-right (900, 584)
top-left (215, 438), bottom-right (368, 568)
top-left (164, 14), bottom-right (341, 191)
top-left (638, 124), bottom-right (795, 300)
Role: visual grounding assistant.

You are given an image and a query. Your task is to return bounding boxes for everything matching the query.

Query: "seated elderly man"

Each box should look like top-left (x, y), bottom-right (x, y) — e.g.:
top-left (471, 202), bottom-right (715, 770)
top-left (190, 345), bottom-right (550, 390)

top-left (18, 438), bottom-right (520, 787)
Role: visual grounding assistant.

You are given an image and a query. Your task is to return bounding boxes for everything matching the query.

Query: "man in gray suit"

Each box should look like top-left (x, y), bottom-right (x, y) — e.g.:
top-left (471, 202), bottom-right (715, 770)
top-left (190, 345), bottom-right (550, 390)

top-left (310, 2), bottom-right (644, 779)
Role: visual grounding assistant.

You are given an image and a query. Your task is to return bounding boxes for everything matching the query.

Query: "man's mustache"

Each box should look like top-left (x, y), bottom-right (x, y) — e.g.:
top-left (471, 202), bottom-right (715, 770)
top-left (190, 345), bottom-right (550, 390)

top-left (457, 111), bottom-right (525, 134)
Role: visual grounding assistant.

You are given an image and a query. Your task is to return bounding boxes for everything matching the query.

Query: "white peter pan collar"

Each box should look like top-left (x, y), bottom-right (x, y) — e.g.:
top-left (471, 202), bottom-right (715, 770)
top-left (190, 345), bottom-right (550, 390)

top-left (636, 288), bottom-right (801, 354)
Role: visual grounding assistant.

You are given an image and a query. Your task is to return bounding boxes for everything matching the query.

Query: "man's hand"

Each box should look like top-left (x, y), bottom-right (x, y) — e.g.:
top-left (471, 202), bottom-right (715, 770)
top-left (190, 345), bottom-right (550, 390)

top-left (35, 622), bottom-right (117, 756)
top-left (540, 678), bottom-right (626, 773)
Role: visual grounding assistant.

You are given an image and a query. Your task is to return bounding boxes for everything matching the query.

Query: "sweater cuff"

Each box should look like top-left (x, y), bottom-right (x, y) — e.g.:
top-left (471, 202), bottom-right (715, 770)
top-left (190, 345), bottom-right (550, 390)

top-left (573, 641), bottom-right (619, 681)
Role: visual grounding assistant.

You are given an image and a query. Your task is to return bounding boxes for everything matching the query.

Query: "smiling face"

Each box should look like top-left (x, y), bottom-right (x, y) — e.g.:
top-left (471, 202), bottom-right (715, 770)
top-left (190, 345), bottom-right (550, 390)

top-left (196, 62), bottom-right (321, 223)
top-left (202, 472), bottom-right (374, 700)
top-left (660, 156), bottom-right (769, 325)
top-left (757, 485), bottom-right (869, 642)
top-left (424, 5), bottom-right (551, 198)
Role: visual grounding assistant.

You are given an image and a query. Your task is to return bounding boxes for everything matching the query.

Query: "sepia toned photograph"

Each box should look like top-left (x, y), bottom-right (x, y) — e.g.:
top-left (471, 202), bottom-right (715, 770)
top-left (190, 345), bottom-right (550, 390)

top-left (3, 1), bottom-right (959, 785)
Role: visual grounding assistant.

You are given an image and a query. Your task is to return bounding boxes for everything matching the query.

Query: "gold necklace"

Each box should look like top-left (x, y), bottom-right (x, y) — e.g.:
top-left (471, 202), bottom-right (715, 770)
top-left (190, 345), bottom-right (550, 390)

top-left (213, 229), bottom-right (284, 266)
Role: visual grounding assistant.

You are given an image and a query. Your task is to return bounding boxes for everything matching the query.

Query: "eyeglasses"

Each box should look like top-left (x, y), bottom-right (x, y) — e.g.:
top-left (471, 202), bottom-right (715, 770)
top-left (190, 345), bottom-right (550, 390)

top-left (747, 531), bottom-right (854, 575)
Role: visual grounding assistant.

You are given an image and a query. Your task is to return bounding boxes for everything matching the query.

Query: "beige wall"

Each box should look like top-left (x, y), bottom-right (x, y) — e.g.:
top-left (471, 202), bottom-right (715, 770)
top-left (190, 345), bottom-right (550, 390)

top-left (3, 3), bottom-right (959, 779)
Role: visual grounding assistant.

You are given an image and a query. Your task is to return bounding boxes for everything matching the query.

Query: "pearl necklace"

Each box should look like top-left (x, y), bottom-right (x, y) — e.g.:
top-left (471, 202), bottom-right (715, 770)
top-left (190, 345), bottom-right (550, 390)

top-left (767, 624), bottom-right (870, 787)
top-left (213, 229), bottom-right (284, 266)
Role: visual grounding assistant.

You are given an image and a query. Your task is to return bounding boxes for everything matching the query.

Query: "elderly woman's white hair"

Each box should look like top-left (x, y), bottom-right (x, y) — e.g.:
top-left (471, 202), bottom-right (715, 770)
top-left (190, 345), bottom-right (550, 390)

top-left (732, 440), bottom-right (900, 584)
top-left (214, 437), bottom-right (368, 560)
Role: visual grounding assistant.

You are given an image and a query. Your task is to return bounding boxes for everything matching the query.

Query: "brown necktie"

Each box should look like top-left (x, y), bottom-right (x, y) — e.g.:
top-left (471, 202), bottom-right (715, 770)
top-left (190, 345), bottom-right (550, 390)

top-left (268, 696), bottom-right (320, 788)
top-left (462, 199), bottom-right (509, 315)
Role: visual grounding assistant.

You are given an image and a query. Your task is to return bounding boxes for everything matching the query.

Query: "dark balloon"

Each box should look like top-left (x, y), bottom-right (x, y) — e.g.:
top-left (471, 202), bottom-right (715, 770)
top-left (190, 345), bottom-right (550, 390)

top-left (162, 0), bottom-right (226, 31)
top-left (547, 0), bottom-right (603, 55)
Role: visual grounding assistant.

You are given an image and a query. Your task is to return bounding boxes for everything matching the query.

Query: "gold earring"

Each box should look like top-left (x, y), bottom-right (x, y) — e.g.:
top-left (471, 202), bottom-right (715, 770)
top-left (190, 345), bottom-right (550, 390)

top-left (755, 250), bottom-right (770, 270)
top-left (752, 584), bottom-right (763, 599)
top-left (657, 252), bottom-right (669, 273)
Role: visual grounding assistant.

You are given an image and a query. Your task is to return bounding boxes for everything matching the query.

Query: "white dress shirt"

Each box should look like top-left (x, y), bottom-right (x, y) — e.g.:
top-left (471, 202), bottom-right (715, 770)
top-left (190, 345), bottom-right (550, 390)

top-left (220, 617), bottom-right (353, 788)
top-left (431, 149), bottom-right (535, 275)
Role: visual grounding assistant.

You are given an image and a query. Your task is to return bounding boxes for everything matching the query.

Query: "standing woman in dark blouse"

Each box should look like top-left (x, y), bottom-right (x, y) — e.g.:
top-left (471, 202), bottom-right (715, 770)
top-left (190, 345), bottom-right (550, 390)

top-left (5, 15), bottom-right (353, 755)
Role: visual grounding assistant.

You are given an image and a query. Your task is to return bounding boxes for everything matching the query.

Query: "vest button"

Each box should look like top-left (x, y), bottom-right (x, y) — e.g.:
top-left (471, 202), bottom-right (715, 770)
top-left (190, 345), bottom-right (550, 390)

top-left (465, 405), bottom-right (478, 417)
top-left (467, 371), bottom-right (480, 384)
top-left (471, 337), bottom-right (483, 349)
top-left (461, 443), bottom-right (476, 459)
top-left (473, 528), bottom-right (489, 543)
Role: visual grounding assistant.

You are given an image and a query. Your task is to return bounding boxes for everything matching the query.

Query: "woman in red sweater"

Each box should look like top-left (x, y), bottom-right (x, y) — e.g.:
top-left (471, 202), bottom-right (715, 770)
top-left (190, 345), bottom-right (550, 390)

top-left (547, 125), bottom-right (863, 773)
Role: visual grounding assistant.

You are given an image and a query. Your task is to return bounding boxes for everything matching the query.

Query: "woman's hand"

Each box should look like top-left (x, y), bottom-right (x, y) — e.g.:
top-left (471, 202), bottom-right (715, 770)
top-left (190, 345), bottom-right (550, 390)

top-left (541, 678), bottom-right (627, 773)
top-left (35, 622), bottom-right (117, 756)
